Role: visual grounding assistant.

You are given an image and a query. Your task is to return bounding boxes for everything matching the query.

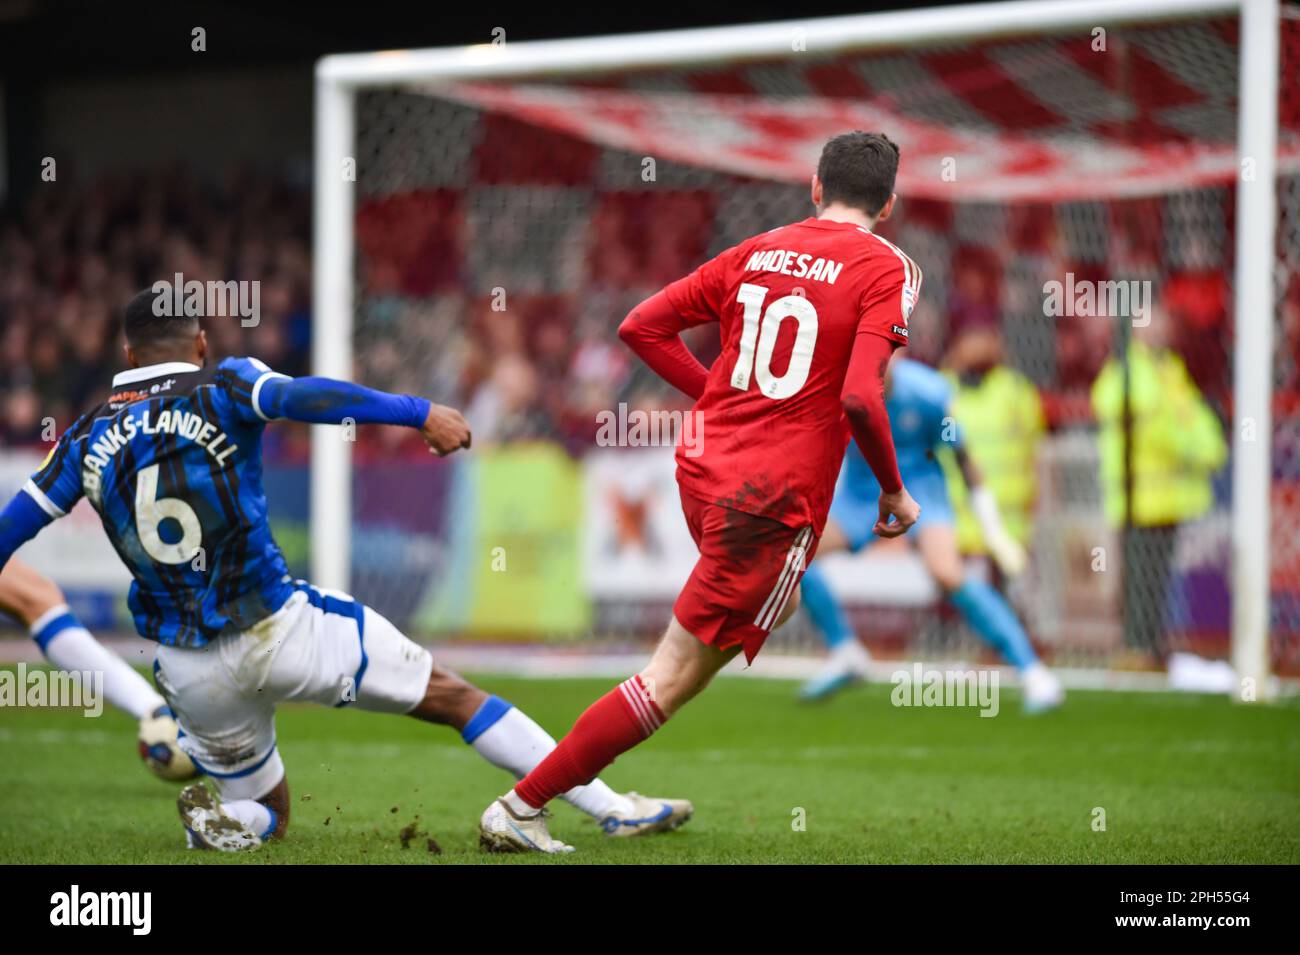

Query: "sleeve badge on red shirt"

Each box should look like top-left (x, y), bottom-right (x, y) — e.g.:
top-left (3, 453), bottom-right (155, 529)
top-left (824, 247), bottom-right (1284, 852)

top-left (901, 285), bottom-right (916, 322)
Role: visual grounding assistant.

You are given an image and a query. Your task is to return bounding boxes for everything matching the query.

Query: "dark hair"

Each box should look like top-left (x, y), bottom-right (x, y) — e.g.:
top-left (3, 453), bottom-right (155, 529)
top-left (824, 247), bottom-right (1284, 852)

top-left (123, 286), bottom-right (199, 358)
top-left (816, 131), bottom-right (900, 216)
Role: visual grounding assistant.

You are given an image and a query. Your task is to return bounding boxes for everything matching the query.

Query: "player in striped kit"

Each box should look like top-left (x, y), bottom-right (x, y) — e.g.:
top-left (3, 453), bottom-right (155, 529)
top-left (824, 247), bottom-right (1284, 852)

top-left (0, 287), bottom-right (689, 850)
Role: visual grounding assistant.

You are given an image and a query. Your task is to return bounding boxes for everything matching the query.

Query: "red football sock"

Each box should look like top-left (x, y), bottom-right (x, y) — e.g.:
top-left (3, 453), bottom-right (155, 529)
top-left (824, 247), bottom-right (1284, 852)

top-left (514, 675), bottom-right (666, 809)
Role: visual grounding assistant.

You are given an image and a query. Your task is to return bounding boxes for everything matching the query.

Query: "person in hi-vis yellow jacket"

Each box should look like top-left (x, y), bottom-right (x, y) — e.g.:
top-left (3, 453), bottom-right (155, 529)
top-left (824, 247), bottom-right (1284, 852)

top-left (1090, 312), bottom-right (1227, 656)
top-left (941, 327), bottom-right (1046, 566)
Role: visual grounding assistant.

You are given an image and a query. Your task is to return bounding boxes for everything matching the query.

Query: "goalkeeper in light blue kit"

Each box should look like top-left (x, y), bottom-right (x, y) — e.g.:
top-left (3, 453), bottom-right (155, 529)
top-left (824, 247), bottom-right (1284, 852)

top-left (798, 354), bottom-right (1064, 712)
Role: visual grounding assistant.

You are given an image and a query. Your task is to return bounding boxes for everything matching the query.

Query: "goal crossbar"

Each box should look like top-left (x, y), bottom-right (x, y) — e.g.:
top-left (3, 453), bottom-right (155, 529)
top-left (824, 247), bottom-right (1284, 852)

top-left (316, 0), bottom-right (1237, 86)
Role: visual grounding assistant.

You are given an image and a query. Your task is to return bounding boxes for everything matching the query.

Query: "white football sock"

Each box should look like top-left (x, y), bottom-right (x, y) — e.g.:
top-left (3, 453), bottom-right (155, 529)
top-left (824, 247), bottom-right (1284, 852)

top-left (503, 789), bottom-right (539, 817)
top-left (560, 777), bottom-right (635, 821)
top-left (220, 799), bottom-right (275, 840)
top-left (32, 606), bottom-right (165, 720)
top-left (466, 700), bottom-right (635, 819)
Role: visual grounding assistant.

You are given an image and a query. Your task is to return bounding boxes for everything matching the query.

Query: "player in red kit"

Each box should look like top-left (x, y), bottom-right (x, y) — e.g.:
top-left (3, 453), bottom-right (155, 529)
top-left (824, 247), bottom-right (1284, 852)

top-left (479, 131), bottom-right (922, 853)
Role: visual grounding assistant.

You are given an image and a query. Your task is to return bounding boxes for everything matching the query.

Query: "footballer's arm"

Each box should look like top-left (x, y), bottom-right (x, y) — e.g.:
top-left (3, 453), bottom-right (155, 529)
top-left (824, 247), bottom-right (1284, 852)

top-left (617, 289), bottom-right (709, 400)
top-left (253, 375), bottom-right (471, 456)
top-left (840, 331), bottom-right (919, 538)
top-left (0, 485), bottom-right (59, 576)
top-left (0, 376), bottom-right (473, 570)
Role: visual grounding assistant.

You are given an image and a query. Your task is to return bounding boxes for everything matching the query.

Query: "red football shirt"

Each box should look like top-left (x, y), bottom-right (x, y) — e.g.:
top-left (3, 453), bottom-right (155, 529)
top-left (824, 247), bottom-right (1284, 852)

top-left (663, 217), bottom-right (921, 532)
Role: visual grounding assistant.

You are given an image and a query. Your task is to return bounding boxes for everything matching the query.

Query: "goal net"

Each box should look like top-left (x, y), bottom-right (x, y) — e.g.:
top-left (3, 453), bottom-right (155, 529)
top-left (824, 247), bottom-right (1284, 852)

top-left (317, 2), bottom-right (1299, 682)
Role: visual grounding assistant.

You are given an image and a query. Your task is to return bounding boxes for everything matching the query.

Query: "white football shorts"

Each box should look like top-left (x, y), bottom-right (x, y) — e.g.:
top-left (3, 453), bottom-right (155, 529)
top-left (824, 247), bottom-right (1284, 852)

top-left (154, 583), bottom-right (434, 800)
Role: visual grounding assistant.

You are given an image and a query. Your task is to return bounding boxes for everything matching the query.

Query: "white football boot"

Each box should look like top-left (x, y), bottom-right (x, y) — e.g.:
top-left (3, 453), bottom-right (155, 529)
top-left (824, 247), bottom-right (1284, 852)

top-left (480, 798), bottom-right (575, 854)
top-left (1022, 663), bottom-right (1065, 714)
top-left (598, 792), bottom-right (694, 837)
top-left (178, 783), bottom-right (263, 852)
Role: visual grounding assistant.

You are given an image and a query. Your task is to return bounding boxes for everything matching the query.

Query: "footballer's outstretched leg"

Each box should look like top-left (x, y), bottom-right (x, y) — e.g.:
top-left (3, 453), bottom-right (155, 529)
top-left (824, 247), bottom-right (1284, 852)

top-left (155, 581), bottom-right (693, 853)
top-left (408, 656), bottom-right (693, 839)
top-left (481, 603), bottom-right (776, 854)
top-left (0, 557), bottom-right (197, 780)
top-left (481, 478), bottom-right (846, 854)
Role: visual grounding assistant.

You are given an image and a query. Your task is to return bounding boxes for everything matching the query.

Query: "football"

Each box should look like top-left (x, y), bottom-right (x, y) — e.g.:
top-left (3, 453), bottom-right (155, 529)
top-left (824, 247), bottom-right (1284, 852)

top-left (137, 712), bottom-right (199, 782)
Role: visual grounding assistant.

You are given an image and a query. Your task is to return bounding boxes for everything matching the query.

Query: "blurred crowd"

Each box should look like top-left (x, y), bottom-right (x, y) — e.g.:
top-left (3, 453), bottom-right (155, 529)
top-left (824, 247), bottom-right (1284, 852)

top-left (0, 167), bottom-right (312, 448)
top-left (0, 168), bottom-right (713, 461)
top-left (3, 167), bottom-right (1298, 470)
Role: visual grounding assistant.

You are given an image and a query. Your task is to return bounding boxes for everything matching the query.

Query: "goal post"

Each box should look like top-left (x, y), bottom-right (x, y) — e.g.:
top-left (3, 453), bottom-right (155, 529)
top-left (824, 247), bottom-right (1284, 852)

top-left (312, 0), bottom-right (1286, 692)
top-left (311, 75), bottom-right (355, 600)
top-left (1232, 0), bottom-right (1280, 699)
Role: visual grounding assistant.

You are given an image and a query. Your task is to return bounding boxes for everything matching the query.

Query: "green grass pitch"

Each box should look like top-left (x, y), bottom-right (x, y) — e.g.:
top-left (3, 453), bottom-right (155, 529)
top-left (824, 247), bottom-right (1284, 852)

top-left (1, 669), bottom-right (1296, 864)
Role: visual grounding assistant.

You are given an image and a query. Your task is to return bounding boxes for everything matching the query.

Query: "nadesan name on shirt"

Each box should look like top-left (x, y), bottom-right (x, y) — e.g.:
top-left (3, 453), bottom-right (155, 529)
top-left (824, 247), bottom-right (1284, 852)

top-left (82, 409), bottom-right (238, 500)
top-left (743, 249), bottom-right (845, 285)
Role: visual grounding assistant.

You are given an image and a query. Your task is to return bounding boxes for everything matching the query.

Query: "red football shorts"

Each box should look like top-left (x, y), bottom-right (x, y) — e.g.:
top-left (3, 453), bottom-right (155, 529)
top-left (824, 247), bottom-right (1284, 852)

top-left (673, 488), bottom-right (819, 663)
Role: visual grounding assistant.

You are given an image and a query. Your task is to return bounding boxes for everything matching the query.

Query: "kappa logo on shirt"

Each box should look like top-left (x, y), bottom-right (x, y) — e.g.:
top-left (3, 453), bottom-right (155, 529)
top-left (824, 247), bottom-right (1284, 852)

top-left (107, 389), bottom-right (150, 407)
top-left (106, 378), bottom-right (177, 408)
